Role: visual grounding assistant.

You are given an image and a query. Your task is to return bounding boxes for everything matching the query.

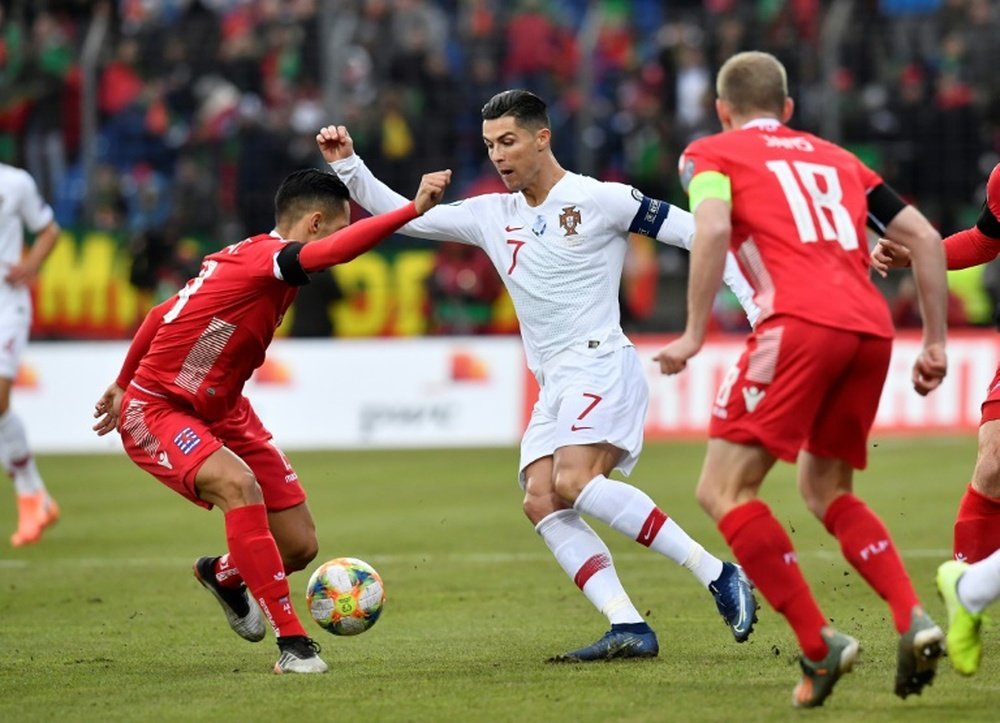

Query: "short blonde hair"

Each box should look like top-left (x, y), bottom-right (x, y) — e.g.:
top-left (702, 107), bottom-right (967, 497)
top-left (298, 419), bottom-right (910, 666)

top-left (716, 51), bottom-right (787, 116)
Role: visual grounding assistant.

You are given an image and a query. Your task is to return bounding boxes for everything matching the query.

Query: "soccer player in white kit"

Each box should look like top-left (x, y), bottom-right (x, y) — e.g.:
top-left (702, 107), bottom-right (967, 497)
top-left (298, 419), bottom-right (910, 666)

top-left (0, 163), bottom-right (61, 546)
top-left (319, 90), bottom-right (761, 660)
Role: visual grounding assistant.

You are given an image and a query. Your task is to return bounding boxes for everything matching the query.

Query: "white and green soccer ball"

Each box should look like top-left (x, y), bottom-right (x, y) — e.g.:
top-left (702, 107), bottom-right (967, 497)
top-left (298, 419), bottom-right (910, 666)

top-left (306, 557), bottom-right (385, 636)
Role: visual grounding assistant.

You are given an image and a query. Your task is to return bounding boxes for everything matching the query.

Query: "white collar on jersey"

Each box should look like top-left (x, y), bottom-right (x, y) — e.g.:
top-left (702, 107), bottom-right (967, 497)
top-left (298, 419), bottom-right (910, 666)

top-left (269, 229), bottom-right (284, 239)
top-left (741, 118), bottom-right (783, 130)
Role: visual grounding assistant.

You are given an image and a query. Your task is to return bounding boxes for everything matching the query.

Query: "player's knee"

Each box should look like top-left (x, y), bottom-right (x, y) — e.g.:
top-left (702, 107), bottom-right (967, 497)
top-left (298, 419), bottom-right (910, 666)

top-left (282, 537), bottom-right (318, 573)
top-left (552, 469), bottom-right (587, 503)
top-left (695, 477), bottom-right (731, 522)
top-left (799, 490), bottom-right (827, 521)
top-left (972, 460), bottom-right (1000, 498)
top-left (210, 469), bottom-right (262, 508)
top-left (522, 490), bottom-right (559, 526)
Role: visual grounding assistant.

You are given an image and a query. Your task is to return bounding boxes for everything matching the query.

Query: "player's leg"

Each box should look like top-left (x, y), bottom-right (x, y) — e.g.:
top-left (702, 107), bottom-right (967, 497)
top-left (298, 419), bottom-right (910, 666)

top-left (700, 438), bottom-right (858, 708)
top-left (194, 448), bottom-right (326, 674)
top-left (803, 333), bottom-right (941, 699)
top-left (118, 390), bottom-right (322, 673)
top-left (0, 321), bottom-right (58, 546)
top-left (525, 454), bottom-right (657, 662)
top-left (704, 318), bottom-right (862, 707)
top-left (228, 410), bottom-right (318, 576)
top-left (557, 441), bottom-right (757, 643)
top-left (953, 410), bottom-right (1000, 562)
top-left (551, 348), bottom-right (757, 642)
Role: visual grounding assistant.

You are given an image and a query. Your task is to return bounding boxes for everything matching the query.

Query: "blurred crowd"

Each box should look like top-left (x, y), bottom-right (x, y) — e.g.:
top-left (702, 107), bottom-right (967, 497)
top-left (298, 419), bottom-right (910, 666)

top-left (0, 0), bottom-right (998, 334)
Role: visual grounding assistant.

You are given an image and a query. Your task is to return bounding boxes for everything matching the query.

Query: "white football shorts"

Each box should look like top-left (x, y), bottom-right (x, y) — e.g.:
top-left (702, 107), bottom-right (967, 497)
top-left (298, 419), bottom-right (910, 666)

top-left (518, 345), bottom-right (648, 488)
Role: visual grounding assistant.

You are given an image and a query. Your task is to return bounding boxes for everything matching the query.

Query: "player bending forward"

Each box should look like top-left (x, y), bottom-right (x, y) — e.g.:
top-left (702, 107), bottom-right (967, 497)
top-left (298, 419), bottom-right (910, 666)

top-left (93, 168), bottom-right (450, 673)
top-left (322, 89), bottom-right (761, 662)
top-left (656, 51), bottom-right (948, 707)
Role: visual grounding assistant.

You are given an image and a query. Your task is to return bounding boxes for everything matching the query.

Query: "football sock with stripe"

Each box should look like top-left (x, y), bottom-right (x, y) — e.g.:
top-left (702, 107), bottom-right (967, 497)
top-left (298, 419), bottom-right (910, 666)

top-left (574, 475), bottom-right (723, 586)
top-left (536, 509), bottom-right (645, 625)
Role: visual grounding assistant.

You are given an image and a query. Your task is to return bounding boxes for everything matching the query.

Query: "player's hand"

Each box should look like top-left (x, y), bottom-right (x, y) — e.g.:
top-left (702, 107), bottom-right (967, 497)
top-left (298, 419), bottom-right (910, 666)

top-left (92, 383), bottom-right (125, 436)
top-left (912, 343), bottom-right (947, 396)
top-left (653, 333), bottom-right (702, 375)
top-left (316, 125), bottom-right (355, 163)
top-left (414, 170), bottom-right (452, 215)
top-left (4, 261), bottom-right (39, 287)
top-left (870, 238), bottom-right (912, 278)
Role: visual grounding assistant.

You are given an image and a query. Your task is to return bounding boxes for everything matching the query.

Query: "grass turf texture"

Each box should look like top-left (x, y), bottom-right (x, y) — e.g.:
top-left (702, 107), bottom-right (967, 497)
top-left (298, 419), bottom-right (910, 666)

top-left (2, 437), bottom-right (997, 722)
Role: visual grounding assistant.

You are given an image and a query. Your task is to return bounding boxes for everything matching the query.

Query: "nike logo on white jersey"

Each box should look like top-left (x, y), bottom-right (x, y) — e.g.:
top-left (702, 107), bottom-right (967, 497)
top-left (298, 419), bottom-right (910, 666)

top-left (505, 225), bottom-right (523, 232)
top-left (742, 386), bottom-right (765, 412)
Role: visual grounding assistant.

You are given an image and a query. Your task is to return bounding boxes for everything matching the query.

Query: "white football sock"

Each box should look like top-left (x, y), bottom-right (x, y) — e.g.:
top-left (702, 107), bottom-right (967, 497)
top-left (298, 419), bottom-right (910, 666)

top-left (957, 548), bottom-right (1000, 614)
top-left (574, 475), bottom-right (723, 587)
top-left (0, 409), bottom-right (45, 496)
top-left (536, 509), bottom-right (644, 625)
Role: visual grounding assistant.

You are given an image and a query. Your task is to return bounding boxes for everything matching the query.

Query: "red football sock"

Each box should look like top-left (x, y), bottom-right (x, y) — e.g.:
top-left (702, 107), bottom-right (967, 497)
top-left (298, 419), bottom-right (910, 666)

top-left (823, 493), bottom-right (918, 634)
top-left (953, 484), bottom-right (1000, 563)
top-left (213, 553), bottom-right (244, 590)
top-left (719, 500), bottom-right (828, 661)
top-left (224, 504), bottom-right (306, 639)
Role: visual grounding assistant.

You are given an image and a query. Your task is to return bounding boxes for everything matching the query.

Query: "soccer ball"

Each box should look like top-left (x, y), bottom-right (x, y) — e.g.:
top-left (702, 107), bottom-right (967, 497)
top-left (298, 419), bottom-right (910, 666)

top-left (306, 557), bottom-right (385, 636)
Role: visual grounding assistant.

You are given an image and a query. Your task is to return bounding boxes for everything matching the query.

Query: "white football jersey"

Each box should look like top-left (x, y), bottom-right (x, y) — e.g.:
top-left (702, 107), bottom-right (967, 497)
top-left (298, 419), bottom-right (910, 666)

top-left (0, 163), bottom-right (55, 317)
top-left (331, 155), bottom-right (758, 375)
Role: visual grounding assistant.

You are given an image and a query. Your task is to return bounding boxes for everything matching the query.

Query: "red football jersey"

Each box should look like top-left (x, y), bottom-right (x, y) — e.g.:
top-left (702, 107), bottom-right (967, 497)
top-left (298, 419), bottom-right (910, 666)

top-left (131, 233), bottom-right (298, 420)
top-left (681, 119), bottom-right (893, 338)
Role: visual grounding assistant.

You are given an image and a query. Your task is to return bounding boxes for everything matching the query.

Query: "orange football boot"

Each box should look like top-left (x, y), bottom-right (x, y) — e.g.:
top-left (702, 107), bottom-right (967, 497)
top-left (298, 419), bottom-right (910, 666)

top-left (10, 492), bottom-right (59, 546)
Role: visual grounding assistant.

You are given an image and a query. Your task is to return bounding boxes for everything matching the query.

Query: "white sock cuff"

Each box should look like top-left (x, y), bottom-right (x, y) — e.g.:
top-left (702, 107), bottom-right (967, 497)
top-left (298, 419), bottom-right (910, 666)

top-left (573, 475), bottom-right (608, 512)
top-left (534, 508), bottom-right (581, 537)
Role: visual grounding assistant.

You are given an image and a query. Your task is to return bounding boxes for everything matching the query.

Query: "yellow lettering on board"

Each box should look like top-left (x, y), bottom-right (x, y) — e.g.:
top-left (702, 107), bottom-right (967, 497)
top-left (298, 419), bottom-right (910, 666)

top-left (392, 250), bottom-right (435, 336)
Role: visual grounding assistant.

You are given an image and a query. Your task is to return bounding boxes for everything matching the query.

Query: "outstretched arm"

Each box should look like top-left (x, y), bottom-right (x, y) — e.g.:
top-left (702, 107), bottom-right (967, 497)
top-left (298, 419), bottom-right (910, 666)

top-left (299, 170), bottom-right (451, 271)
top-left (317, 125), bottom-right (483, 246)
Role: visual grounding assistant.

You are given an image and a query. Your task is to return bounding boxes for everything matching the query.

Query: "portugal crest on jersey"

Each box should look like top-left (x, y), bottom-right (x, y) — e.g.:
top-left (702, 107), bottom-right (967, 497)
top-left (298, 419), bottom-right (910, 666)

top-left (559, 205), bottom-right (581, 236)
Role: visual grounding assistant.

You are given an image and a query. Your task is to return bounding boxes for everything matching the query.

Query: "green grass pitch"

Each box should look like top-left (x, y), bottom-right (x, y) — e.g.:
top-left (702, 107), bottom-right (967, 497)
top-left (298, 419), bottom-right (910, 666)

top-left (2, 437), bottom-right (997, 722)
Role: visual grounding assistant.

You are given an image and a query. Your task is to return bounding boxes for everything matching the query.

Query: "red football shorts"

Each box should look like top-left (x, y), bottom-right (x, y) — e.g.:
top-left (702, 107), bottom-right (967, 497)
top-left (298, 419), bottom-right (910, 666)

top-left (118, 385), bottom-right (306, 511)
top-left (980, 363), bottom-right (1000, 424)
top-left (709, 315), bottom-right (891, 469)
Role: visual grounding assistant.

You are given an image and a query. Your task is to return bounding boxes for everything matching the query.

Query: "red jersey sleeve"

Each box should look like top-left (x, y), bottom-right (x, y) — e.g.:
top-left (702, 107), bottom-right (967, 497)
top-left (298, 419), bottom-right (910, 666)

top-left (987, 162), bottom-right (1000, 219)
top-left (855, 159), bottom-right (884, 193)
top-left (298, 202), bottom-right (419, 271)
top-left (940, 162), bottom-right (1000, 269)
top-left (115, 300), bottom-right (169, 388)
top-left (678, 138), bottom-right (726, 194)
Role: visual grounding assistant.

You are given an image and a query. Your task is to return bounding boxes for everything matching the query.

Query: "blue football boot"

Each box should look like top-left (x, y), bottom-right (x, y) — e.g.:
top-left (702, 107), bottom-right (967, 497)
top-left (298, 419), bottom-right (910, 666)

top-left (548, 622), bottom-right (659, 663)
top-left (709, 562), bottom-right (759, 643)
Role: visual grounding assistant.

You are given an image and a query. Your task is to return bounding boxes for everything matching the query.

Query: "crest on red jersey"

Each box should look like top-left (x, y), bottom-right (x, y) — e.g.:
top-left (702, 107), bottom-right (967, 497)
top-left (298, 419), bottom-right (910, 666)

top-left (559, 206), bottom-right (581, 236)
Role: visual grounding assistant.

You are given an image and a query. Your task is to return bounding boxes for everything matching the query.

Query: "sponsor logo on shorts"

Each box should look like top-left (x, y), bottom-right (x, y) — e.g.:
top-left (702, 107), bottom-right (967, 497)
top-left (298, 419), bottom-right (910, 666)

top-left (570, 424), bottom-right (593, 432)
top-left (742, 386), bottom-right (765, 412)
top-left (157, 451), bottom-right (173, 470)
top-left (173, 426), bottom-right (202, 455)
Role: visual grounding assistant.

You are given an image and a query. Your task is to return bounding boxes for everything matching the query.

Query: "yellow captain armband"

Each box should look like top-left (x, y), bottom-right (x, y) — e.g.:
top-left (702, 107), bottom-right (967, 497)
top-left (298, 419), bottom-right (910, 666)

top-left (687, 171), bottom-right (732, 212)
